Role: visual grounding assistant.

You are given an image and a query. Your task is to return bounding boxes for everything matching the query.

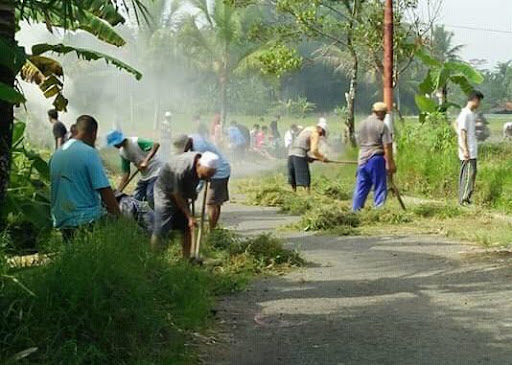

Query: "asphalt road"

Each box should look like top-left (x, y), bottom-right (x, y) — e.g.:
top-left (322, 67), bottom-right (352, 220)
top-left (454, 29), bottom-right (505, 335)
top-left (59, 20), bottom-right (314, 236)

top-left (201, 204), bottom-right (512, 365)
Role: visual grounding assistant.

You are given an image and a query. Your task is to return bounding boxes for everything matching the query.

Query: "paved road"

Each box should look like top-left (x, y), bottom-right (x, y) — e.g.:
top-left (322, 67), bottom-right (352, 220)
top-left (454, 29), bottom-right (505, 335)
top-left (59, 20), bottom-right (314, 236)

top-left (202, 204), bottom-right (512, 365)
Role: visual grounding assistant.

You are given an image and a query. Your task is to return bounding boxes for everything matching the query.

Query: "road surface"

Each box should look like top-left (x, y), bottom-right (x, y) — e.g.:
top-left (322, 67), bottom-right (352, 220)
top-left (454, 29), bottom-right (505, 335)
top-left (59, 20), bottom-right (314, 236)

top-left (201, 204), bottom-right (512, 364)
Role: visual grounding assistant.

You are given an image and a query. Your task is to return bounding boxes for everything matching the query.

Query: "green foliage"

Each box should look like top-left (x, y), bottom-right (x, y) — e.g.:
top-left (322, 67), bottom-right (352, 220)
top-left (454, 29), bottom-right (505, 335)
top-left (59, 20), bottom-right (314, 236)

top-left (32, 43), bottom-right (143, 81)
top-left (0, 221), bottom-right (208, 363)
top-left (2, 121), bottom-right (52, 253)
top-left (415, 49), bottom-right (483, 114)
top-left (0, 219), bottom-right (302, 363)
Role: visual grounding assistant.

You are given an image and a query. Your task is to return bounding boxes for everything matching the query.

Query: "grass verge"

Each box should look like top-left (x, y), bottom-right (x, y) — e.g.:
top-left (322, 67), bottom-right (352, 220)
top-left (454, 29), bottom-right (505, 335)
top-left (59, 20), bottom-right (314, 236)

top-left (0, 220), bottom-right (302, 364)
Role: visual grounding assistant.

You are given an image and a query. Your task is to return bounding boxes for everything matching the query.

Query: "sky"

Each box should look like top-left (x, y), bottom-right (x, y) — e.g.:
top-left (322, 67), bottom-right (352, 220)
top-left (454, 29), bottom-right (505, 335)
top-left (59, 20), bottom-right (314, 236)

top-left (418, 0), bottom-right (512, 69)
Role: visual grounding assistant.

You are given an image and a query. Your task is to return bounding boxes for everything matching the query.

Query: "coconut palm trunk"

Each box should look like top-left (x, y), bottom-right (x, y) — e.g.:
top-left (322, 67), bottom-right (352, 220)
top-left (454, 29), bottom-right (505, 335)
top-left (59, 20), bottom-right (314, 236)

top-left (0, 1), bottom-right (15, 206)
top-left (345, 42), bottom-right (358, 147)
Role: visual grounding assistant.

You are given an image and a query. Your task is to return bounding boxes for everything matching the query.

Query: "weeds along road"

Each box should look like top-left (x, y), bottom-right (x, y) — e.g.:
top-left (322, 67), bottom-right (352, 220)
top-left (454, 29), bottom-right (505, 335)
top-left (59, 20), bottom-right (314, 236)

top-left (202, 203), bottom-right (512, 364)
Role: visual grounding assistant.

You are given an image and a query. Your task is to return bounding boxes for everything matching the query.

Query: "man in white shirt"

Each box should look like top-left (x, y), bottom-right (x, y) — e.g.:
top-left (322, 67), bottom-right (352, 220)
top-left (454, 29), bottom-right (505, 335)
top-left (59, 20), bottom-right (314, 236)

top-left (457, 90), bottom-right (484, 205)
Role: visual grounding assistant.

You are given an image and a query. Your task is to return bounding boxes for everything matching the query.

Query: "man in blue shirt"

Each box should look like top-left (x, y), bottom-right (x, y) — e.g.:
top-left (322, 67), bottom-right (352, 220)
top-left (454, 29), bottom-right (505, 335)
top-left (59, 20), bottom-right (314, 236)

top-left (173, 134), bottom-right (231, 229)
top-left (50, 115), bottom-right (120, 240)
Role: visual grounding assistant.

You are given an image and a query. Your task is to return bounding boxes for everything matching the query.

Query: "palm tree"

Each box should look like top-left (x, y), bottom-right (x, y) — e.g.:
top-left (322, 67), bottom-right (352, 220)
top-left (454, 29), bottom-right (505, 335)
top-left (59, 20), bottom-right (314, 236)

top-left (0, 0), bottom-right (147, 206)
top-left (180, 0), bottom-right (262, 125)
top-left (431, 26), bottom-right (464, 62)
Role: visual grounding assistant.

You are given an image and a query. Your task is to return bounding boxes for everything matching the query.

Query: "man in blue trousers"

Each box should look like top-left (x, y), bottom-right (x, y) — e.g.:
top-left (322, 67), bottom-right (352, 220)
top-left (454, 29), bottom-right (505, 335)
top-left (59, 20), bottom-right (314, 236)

top-left (352, 102), bottom-right (396, 211)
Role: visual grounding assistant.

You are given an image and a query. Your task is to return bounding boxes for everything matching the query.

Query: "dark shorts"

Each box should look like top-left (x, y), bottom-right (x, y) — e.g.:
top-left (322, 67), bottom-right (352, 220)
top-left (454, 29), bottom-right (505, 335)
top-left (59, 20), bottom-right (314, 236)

top-left (288, 155), bottom-right (311, 187)
top-left (153, 186), bottom-right (188, 238)
top-left (207, 177), bottom-right (230, 205)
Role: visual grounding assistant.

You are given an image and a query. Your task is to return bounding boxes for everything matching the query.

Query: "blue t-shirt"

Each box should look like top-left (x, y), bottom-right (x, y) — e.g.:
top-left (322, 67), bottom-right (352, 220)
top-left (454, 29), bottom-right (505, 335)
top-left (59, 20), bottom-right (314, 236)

top-left (190, 134), bottom-right (231, 179)
top-left (50, 139), bottom-right (111, 228)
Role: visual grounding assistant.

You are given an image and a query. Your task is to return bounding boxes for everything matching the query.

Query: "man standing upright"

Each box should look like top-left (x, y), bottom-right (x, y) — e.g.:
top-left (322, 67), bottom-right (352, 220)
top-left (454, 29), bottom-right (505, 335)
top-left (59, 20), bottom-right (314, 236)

top-left (50, 115), bottom-right (120, 240)
top-left (352, 102), bottom-right (396, 211)
top-left (48, 109), bottom-right (67, 150)
top-left (457, 91), bottom-right (484, 206)
top-left (107, 130), bottom-right (162, 208)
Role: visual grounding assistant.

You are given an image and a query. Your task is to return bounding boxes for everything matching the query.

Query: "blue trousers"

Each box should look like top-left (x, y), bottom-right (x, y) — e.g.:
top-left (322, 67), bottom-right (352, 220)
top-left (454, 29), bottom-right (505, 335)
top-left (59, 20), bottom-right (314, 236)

top-left (134, 176), bottom-right (157, 209)
top-left (352, 155), bottom-right (387, 211)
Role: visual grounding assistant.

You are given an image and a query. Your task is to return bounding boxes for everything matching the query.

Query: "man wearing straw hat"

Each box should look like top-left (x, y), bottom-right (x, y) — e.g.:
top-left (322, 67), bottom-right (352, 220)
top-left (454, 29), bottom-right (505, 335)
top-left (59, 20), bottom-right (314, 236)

top-left (150, 151), bottom-right (219, 257)
top-left (352, 102), bottom-right (396, 211)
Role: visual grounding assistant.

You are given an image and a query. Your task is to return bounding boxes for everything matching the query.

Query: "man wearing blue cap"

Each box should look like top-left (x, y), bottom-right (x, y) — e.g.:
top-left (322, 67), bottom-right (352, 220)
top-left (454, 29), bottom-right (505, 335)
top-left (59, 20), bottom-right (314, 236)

top-left (106, 130), bottom-right (162, 208)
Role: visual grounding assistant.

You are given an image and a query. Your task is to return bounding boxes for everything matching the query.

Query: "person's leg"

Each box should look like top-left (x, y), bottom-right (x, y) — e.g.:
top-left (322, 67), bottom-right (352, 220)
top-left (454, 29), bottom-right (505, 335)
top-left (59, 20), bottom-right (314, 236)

top-left (466, 159), bottom-right (477, 203)
top-left (370, 156), bottom-right (388, 207)
top-left (294, 156), bottom-right (311, 193)
top-left (352, 164), bottom-right (372, 211)
top-left (182, 228), bottom-right (192, 259)
top-left (459, 160), bottom-right (470, 205)
top-left (133, 179), bottom-right (148, 201)
top-left (145, 177), bottom-right (157, 209)
top-left (207, 204), bottom-right (221, 229)
top-left (288, 156), bottom-right (297, 192)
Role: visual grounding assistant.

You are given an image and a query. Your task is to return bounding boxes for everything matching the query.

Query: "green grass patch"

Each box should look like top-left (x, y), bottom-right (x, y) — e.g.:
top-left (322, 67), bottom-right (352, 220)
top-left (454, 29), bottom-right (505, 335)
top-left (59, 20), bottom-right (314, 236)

top-left (0, 220), bottom-right (302, 364)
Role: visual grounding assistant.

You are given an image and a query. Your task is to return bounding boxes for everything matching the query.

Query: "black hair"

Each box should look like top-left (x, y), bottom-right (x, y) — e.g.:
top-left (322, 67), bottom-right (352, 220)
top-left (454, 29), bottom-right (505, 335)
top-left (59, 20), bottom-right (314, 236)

top-left (48, 109), bottom-right (58, 119)
top-left (468, 90), bottom-right (484, 102)
top-left (76, 115), bottom-right (98, 135)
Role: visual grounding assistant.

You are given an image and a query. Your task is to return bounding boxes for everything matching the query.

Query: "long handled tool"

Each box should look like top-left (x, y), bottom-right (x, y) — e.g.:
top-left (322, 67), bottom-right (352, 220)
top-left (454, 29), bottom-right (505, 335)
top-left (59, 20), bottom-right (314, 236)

top-left (118, 169), bottom-right (140, 193)
top-left (310, 158), bottom-right (358, 165)
top-left (388, 174), bottom-right (406, 211)
top-left (194, 182), bottom-right (209, 260)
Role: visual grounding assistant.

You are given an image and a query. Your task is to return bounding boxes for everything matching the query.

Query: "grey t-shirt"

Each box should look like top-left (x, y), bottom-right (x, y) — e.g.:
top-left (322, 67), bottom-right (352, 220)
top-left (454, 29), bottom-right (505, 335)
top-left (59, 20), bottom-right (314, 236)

top-left (357, 115), bottom-right (392, 165)
top-left (155, 152), bottom-right (200, 200)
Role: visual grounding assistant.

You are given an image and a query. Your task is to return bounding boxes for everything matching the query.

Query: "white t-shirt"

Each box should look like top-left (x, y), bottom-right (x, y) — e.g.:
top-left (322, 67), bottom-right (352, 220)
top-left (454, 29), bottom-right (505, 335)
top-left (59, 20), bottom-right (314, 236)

top-left (457, 107), bottom-right (477, 160)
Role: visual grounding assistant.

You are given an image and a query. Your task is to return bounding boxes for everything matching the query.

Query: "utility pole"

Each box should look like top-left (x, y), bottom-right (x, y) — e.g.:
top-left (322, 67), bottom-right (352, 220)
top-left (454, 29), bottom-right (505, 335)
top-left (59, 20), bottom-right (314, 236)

top-left (383, 0), bottom-right (394, 112)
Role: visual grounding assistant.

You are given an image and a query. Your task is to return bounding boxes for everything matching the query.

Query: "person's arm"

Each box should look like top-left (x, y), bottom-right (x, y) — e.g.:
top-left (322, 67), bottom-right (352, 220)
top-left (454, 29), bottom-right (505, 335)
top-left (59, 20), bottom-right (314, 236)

top-left (310, 131), bottom-right (327, 161)
top-left (382, 125), bottom-right (396, 174)
top-left (172, 193), bottom-right (196, 228)
top-left (384, 143), bottom-right (396, 175)
top-left (460, 129), bottom-right (470, 160)
top-left (56, 137), bottom-right (64, 148)
top-left (99, 187), bottom-right (121, 216)
top-left (137, 139), bottom-right (160, 171)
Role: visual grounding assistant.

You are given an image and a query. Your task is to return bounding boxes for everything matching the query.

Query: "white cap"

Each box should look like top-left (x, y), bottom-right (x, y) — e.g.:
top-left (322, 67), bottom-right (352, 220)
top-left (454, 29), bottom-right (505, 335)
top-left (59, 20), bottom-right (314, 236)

top-left (165, 111), bottom-right (172, 118)
top-left (199, 151), bottom-right (220, 169)
top-left (317, 118), bottom-right (328, 132)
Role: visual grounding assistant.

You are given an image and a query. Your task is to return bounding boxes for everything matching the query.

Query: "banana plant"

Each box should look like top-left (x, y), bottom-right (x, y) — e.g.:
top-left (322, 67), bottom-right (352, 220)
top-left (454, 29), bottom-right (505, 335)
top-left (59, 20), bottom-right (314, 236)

top-left (415, 49), bottom-right (484, 116)
top-left (0, 0), bottom-right (148, 207)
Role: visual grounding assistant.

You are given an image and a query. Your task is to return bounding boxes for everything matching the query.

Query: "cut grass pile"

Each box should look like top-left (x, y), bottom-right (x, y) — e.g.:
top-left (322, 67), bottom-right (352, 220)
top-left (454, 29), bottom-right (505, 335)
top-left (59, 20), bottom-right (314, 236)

top-left (0, 220), bottom-right (302, 364)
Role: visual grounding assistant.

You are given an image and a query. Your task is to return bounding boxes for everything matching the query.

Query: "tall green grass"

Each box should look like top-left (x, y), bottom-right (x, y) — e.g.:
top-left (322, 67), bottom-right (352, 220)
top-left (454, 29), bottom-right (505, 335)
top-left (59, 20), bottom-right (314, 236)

top-left (0, 221), bottom-right (302, 364)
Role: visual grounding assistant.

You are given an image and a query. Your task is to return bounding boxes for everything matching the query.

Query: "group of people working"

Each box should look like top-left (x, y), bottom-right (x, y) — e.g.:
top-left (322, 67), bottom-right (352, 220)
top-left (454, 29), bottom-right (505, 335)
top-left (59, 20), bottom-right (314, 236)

top-left (286, 90), bottom-right (485, 211)
top-left (49, 112), bottom-right (232, 259)
top-left (48, 90), bottom-right (484, 254)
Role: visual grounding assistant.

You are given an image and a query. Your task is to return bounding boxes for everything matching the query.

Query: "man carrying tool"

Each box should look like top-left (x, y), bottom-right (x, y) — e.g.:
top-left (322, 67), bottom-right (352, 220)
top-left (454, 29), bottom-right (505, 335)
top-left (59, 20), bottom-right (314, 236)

top-left (150, 151), bottom-right (219, 258)
top-left (106, 130), bottom-right (162, 208)
top-left (288, 119), bottom-right (329, 193)
top-left (50, 115), bottom-right (120, 241)
top-left (457, 90), bottom-right (484, 206)
top-left (352, 102), bottom-right (396, 211)
top-left (173, 134), bottom-right (231, 229)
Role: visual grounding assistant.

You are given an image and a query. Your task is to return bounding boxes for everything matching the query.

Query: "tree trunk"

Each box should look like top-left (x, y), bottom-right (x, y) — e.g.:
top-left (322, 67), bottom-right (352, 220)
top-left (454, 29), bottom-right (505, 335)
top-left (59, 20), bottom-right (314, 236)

top-left (0, 1), bottom-right (15, 208)
top-left (345, 55), bottom-right (358, 148)
top-left (219, 71), bottom-right (228, 129)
